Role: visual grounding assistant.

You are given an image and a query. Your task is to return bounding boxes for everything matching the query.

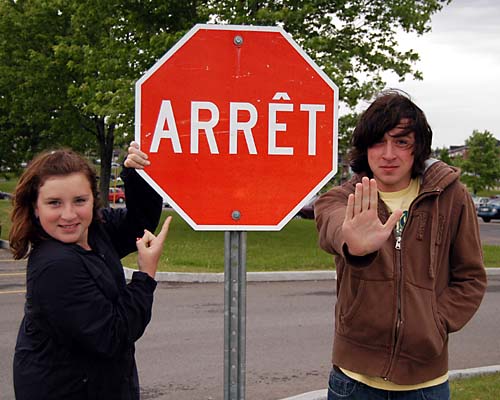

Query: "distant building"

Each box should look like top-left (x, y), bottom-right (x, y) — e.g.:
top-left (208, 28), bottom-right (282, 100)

top-left (447, 139), bottom-right (500, 160)
top-left (448, 145), bottom-right (468, 159)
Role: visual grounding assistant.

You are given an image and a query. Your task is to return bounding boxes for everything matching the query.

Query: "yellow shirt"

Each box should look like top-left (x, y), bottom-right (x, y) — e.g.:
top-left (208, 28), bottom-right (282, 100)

top-left (341, 179), bottom-right (448, 390)
top-left (340, 368), bottom-right (448, 391)
top-left (379, 178), bottom-right (420, 228)
top-left (378, 177), bottom-right (420, 211)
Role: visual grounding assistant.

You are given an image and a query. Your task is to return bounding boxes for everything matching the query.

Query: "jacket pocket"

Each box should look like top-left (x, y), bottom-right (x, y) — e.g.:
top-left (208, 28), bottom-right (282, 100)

top-left (336, 278), bottom-right (395, 348)
top-left (399, 282), bottom-right (447, 362)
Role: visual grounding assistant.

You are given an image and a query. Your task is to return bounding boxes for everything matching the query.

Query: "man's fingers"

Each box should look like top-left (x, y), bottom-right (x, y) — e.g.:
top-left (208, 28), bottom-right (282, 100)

top-left (353, 182), bottom-right (362, 215)
top-left (361, 177), bottom-right (371, 211)
top-left (369, 178), bottom-right (378, 213)
top-left (384, 209), bottom-right (403, 231)
top-left (353, 177), bottom-right (377, 215)
top-left (345, 194), bottom-right (354, 222)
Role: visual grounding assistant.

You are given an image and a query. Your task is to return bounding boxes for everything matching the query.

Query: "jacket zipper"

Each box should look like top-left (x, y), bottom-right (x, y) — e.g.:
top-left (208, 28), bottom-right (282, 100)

top-left (383, 225), bottom-right (404, 380)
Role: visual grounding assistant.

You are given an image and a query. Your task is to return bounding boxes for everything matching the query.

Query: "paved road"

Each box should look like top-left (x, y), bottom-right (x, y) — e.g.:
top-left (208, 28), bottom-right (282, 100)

top-left (137, 278), bottom-right (500, 400)
top-left (478, 218), bottom-right (500, 245)
top-left (1, 274), bottom-right (499, 399)
top-left (0, 220), bottom-right (498, 400)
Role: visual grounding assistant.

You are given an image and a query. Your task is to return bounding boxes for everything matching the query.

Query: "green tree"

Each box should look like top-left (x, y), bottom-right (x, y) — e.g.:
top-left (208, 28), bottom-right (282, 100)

top-left (334, 112), bottom-right (358, 185)
top-left (0, 0), bottom-right (92, 172)
top-left (0, 0), bottom-right (451, 197)
top-left (437, 147), bottom-right (453, 165)
top-left (459, 130), bottom-right (500, 194)
top-left (0, 0), bottom-right (202, 202)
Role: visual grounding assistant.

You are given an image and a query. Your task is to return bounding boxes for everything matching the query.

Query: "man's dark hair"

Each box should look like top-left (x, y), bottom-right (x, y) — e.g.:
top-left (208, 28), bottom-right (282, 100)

top-left (349, 89), bottom-right (433, 178)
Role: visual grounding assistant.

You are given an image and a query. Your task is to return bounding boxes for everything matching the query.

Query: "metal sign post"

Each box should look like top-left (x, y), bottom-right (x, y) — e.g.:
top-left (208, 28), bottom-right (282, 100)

top-left (224, 231), bottom-right (247, 400)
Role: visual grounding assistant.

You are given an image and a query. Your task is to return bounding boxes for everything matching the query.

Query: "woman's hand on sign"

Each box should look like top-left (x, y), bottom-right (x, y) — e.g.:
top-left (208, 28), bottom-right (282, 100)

top-left (124, 141), bottom-right (150, 170)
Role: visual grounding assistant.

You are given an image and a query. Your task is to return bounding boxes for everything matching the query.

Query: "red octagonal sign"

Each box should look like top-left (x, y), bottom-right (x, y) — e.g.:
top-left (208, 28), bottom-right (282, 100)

top-left (135, 24), bottom-right (338, 231)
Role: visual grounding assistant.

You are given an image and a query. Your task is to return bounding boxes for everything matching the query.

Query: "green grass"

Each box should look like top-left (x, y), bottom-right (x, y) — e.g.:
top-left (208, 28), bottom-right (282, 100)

top-left (0, 200), bottom-right (12, 239)
top-left (121, 211), bottom-right (334, 272)
top-left (484, 245), bottom-right (500, 268)
top-left (0, 177), bottom-right (17, 193)
top-left (476, 189), bottom-right (500, 197)
top-left (450, 373), bottom-right (500, 400)
top-left (1, 204), bottom-right (499, 273)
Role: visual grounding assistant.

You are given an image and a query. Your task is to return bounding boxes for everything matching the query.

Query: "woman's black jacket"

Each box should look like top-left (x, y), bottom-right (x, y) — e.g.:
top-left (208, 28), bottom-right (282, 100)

top-left (13, 168), bottom-right (163, 400)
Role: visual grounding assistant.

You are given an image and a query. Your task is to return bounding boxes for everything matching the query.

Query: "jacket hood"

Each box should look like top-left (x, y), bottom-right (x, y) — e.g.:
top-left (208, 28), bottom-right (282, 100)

top-left (421, 159), bottom-right (461, 192)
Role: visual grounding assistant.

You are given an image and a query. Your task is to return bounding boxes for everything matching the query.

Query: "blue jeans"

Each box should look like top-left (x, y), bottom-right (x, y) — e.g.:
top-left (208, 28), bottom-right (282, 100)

top-left (327, 367), bottom-right (450, 400)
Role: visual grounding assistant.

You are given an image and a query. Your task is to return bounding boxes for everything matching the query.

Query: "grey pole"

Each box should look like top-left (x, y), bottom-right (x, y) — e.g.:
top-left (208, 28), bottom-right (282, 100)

top-left (224, 231), bottom-right (247, 400)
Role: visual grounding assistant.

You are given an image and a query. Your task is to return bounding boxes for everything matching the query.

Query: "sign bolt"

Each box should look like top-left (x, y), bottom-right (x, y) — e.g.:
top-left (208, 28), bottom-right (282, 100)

top-left (233, 35), bottom-right (243, 46)
top-left (231, 210), bottom-right (241, 221)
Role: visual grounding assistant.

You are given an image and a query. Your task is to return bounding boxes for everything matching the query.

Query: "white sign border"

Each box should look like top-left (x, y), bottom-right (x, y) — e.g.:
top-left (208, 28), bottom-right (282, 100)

top-left (135, 23), bottom-right (339, 231)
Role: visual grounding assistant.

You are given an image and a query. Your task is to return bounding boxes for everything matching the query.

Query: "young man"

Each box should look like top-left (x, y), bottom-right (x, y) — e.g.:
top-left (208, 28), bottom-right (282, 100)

top-left (315, 90), bottom-right (487, 399)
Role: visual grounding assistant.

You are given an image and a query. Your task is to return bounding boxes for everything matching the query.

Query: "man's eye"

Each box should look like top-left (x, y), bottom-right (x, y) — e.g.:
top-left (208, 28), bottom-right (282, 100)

top-left (396, 139), bottom-right (412, 148)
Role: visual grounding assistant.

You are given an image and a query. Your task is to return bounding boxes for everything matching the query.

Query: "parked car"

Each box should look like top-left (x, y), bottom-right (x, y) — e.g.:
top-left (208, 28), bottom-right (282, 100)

top-left (477, 198), bottom-right (500, 222)
top-left (108, 187), bottom-right (125, 204)
top-left (296, 195), bottom-right (318, 219)
top-left (470, 194), bottom-right (490, 211)
top-left (0, 191), bottom-right (12, 200)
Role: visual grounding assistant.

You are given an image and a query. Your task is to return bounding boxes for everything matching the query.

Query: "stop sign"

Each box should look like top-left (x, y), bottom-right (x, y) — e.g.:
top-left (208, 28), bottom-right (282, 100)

top-left (135, 24), bottom-right (338, 231)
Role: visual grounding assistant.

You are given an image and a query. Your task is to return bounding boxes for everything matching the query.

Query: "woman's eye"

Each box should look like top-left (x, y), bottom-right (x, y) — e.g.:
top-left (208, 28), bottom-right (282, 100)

top-left (48, 200), bottom-right (60, 206)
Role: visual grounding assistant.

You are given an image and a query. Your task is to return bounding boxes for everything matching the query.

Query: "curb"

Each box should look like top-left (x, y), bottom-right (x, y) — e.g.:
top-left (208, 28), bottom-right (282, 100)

top-left (280, 365), bottom-right (500, 400)
top-left (123, 267), bottom-right (336, 282)
top-left (449, 364), bottom-right (500, 380)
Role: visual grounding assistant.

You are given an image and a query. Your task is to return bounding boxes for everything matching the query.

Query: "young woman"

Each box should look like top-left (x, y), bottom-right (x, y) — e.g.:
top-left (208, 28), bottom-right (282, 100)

top-left (10, 143), bottom-right (171, 400)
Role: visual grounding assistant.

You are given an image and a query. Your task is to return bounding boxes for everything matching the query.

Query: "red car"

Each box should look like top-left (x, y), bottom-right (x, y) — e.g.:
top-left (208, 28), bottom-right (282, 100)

top-left (108, 187), bottom-right (125, 204)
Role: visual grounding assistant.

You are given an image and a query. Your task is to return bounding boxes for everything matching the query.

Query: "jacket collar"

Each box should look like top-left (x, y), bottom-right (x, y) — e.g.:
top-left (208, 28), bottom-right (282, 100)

top-left (420, 159), bottom-right (460, 193)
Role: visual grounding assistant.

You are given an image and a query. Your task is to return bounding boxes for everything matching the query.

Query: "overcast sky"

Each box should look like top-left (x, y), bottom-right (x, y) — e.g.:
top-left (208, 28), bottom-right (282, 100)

top-left (379, 0), bottom-right (500, 149)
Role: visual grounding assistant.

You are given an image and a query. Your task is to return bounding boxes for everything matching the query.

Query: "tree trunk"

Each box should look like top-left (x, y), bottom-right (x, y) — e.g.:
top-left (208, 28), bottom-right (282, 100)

top-left (95, 117), bottom-right (115, 207)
